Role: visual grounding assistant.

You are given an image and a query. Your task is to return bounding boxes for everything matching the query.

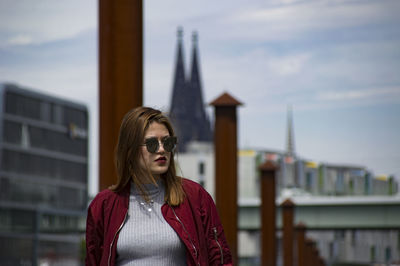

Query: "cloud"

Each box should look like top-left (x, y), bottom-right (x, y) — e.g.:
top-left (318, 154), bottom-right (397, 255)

top-left (0, 0), bottom-right (97, 46)
top-left (6, 34), bottom-right (33, 46)
top-left (317, 87), bottom-right (400, 101)
top-left (267, 53), bottom-right (310, 76)
top-left (225, 0), bottom-right (400, 41)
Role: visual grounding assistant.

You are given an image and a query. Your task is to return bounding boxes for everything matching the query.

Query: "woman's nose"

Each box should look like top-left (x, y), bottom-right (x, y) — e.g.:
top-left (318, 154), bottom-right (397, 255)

top-left (157, 141), bottom-right (166, 153)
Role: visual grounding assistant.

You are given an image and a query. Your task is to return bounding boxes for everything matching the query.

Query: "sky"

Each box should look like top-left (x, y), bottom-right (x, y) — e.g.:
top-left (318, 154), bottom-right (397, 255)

top-left (0, 0), bottom-right (399, 196)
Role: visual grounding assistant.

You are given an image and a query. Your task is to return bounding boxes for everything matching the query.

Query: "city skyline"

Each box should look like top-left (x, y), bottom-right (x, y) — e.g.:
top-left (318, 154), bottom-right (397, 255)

top-left (0, 0), bottom-right (399, 196)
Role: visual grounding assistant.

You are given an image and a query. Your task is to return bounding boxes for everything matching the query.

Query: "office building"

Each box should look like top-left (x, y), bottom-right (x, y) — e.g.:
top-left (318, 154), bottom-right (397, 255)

top-left (0, 83), bottom-right (88, 266)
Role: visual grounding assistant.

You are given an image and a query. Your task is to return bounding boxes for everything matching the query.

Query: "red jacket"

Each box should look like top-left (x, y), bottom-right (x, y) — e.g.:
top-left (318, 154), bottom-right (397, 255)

top-left (86, 178), bottom-right (233, 266)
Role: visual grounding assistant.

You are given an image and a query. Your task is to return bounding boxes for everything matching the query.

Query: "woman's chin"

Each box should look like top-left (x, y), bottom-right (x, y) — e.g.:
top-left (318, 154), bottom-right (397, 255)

top-left (150, 167), bottom-right (169, 176)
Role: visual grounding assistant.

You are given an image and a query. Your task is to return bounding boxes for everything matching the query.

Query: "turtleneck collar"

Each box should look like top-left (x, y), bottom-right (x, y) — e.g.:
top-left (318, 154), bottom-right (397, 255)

top-left (131, 178), bottom-right (165, 198)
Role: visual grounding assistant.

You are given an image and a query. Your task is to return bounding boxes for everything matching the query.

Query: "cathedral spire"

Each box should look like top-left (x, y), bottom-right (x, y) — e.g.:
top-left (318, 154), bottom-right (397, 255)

top-left (170, 26), bottom-right (186, 116)
top-left (286, 105), bottom-right (295, 158)
top-left (189, 30), bottom-right (212, 142)
top-left (169, 28), bottom-right (212, 152)
top-left (283, 104), bottom-right (297, 188)
top-left (189, 31), bottom-right (200, 88)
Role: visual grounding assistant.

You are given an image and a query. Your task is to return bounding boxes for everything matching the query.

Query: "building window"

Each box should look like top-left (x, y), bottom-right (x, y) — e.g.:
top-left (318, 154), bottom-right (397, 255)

top-left (198, 162), bottom-right (205, 187)
top-left (398, 231), bottom-right (400, 251)
top-left (21, 124), bottom-right (30, 148)
top-left (306, 172), bottom-right (313, 191)
top-left (385, 247), bottom-right (391, 263)
top-left (5, 92), bottom-right (41, 120)
top-left (2, 150), bottom-right (87, 183)
top-left (351, 230), bottom-right (357, 246)
top-left (64, 106), bottom-right (87, 129)
top-left (3, 121), bottom-right (22, 145)
top-left (53, 104), bottom-right (63, 125)
top-left (0, 237), bottom-right (33, 264)
top-left (0, 176), bottom-right (86, 210)
top-left (199, 162), bottom-right (205, 175)
top-left (40, 101), bottom-right (51, 122)
top-left (370, 245), bottom-right (376, 262)
top-left (29, 126), bottom-right (87, 156)
top-left (334, 230), bottom-right (345, 240)
top-left (336, 170), bottom-right (344, 195)
top-left (329, 241), bottom-right (334, 259)
top-left (349, 179), bottom-right (354, 195)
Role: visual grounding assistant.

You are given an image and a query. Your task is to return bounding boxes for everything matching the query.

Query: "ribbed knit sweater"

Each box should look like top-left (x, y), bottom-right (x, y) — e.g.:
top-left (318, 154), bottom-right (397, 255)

top-left (116, 181), bottom-right (187, 266)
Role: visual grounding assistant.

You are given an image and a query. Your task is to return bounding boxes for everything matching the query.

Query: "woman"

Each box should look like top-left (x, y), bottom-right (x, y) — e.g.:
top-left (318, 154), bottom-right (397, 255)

top-left (86, 106), bottom-right (232, 266)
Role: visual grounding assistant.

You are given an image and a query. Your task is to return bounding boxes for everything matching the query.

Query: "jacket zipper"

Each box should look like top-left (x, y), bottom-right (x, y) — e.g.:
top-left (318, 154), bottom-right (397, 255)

top-left (108, 211), bottom-right (128, 266)
top-left (213, 227), bottom-right (224, 265)
top-left (170, 206), bottom-right (198, 260)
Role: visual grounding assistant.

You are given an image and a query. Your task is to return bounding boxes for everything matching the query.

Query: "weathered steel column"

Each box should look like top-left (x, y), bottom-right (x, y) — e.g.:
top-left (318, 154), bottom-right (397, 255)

top-left (210, 92), bottom-right (242, 263)
top-left (295, 223), bottom-right (306, 266)
top-left (305, 238), bottom-right (314, 266)
top-left (312, 245), bottom-right (319, 266)
top-left (259, 161), bottom-right (278, 266)
top-left (282, 199), bottom-right (295, 266)
top-left (99, 0), bottom-right (143, 190)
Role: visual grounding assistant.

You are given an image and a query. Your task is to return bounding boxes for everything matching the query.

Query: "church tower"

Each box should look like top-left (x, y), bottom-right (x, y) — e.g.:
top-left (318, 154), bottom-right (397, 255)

top-left (169, 27), bottom-right (188, 127)
top-left (169, 28), bottom-right (212, 152)
top-left (286, 105), bottom-right (295, 158)
top-left (283, 105), bottom-right (297, 187)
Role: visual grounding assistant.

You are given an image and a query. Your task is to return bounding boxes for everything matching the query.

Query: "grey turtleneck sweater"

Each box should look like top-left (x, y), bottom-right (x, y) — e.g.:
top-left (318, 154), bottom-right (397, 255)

top-left (116, 180), bottom-right (187, 266)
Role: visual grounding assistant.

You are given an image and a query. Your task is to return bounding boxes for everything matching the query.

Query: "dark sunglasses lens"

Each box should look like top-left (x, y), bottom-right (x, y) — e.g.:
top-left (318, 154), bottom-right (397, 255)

top-left (145, 138), bottom-right (159, 153)
top-left (163, 137), bottom-right (176, 152)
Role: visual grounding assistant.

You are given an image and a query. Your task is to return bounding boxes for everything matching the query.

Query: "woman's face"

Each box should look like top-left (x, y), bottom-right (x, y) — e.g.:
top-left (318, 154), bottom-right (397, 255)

top-left (139, 122), bottom-right (172, 179)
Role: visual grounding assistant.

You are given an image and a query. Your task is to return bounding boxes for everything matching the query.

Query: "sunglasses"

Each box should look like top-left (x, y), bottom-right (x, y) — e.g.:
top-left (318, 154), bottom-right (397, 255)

top-left (141, 136), bottom-right (177, 153)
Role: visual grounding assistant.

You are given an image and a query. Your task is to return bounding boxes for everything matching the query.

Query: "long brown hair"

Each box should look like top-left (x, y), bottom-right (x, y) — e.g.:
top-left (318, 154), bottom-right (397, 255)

top-left (110, 106), bottom-right (185, 206)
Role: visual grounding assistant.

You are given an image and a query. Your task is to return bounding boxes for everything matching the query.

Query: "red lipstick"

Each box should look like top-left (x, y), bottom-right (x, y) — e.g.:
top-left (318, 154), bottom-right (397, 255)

top-left (155, 156), bottom-right (167, 163)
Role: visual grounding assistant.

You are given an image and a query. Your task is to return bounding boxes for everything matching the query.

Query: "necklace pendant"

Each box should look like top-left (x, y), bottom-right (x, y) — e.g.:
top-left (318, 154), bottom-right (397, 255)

top-left (148, 200), bottom-right (154, 212)
top-left (140, 200), bottom-right (154, 212)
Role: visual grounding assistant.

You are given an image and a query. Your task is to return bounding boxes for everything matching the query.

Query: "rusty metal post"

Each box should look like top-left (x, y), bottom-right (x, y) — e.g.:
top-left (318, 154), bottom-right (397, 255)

top-left (99, 0), bottom-right (143, 190)
top-left (305, 238), bottom-right (314, 266)
top-left (319, 257), bottom-right (325, 266)
top-left (312, 245), bottom-right (319, 266)
top-left (210, 92), bottom-right (242, 263)
top-left (295, 223), bottom-right (306, 266)
top-left (282, 199), bottom-right (295, 266)
top-left (259, 161), bottom-right (278, 266)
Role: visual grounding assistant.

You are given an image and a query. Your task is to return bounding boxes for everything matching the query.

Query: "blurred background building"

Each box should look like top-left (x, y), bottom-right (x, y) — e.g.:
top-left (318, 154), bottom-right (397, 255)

top-left (0, 83), bottom-right (88, 266)
top-left (171, 29), bottom-right (400, 265)
top-left (178, 120), bottom-right (400, 266)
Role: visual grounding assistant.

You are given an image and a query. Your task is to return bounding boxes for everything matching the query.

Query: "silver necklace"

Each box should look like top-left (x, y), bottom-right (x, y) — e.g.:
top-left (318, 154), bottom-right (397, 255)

top-left (139, 199), bottom-right (155, 212)
top-left (138, 187), bottom-right (162, 212)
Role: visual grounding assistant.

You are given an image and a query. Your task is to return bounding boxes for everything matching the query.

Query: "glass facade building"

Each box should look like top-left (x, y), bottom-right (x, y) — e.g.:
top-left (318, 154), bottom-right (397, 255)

top-left (0, 83), bottom-right (88, 266)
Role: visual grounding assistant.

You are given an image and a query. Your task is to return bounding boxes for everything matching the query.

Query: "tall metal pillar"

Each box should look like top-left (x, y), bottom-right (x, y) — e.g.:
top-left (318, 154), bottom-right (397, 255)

top-left (295, 223), bottom-right (306, 266)
top-left (312, 244), bottom-right (319, 266)
top-left (259, 160), bottom-right (278, 266)
top-left (210, 92), bottom-right (242, 263)
top-left (99, 0), bottom-right (143, 190)
top-left (305, 238), bottom-right (314, 266)
top-left (282, 199), bottom-right (295, 266)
